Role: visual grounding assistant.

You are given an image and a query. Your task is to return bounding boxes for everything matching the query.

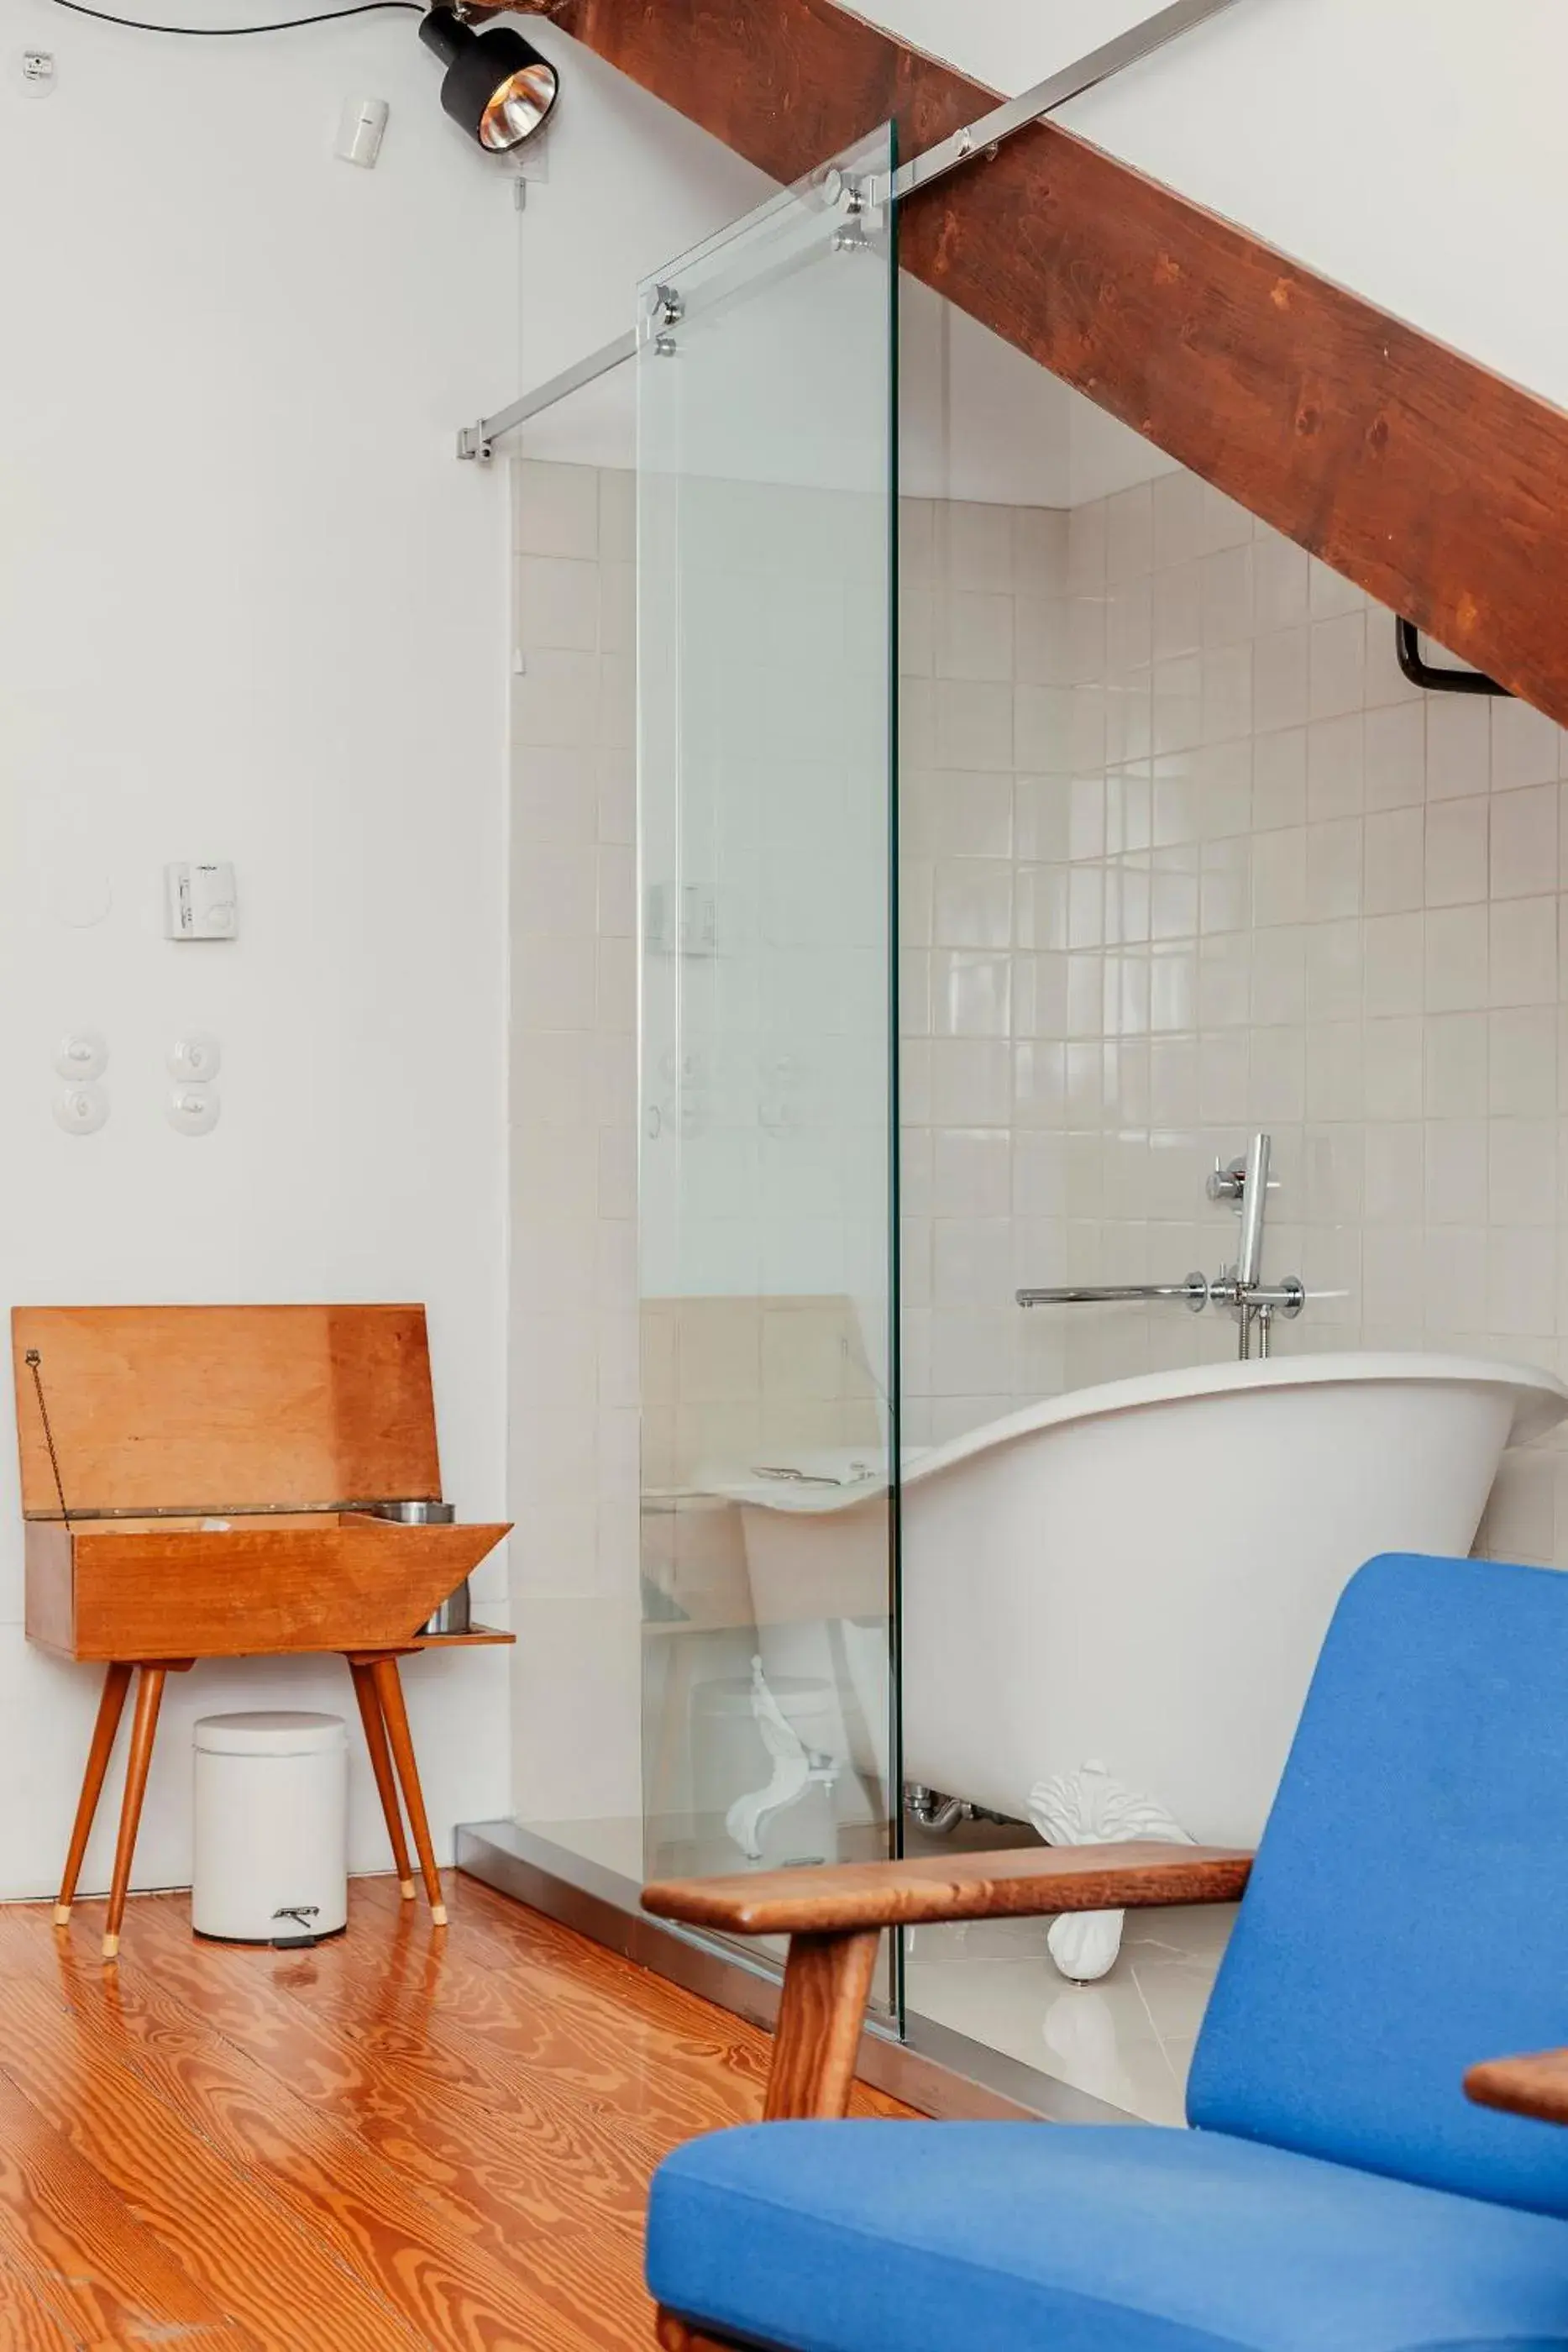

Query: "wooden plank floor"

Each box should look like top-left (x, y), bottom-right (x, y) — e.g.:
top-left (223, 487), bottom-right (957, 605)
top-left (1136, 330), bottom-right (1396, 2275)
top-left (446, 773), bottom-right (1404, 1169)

top-left (0, 1872), bottom-right (908, 2349)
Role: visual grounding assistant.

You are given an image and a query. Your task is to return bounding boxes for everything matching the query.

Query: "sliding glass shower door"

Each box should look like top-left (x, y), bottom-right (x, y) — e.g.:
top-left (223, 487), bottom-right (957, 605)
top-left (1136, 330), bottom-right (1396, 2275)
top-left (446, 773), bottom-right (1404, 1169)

top-left (637, 130), bottom-right (900, 2010)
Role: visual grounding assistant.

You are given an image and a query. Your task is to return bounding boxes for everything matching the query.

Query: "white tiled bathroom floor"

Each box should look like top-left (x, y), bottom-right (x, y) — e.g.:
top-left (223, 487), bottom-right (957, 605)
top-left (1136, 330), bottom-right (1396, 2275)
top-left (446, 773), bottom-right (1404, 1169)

top-left (904, 1899), bottom-right (1236, 2125)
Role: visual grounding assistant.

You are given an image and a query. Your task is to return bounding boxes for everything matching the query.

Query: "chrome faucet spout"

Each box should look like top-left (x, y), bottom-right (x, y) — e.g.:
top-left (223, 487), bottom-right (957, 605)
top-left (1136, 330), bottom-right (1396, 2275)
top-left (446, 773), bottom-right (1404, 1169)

top-left (1016, 1274), bottom-right (1209, 1311)
top-left (1020, 1134), bottom-right (1317, 1351)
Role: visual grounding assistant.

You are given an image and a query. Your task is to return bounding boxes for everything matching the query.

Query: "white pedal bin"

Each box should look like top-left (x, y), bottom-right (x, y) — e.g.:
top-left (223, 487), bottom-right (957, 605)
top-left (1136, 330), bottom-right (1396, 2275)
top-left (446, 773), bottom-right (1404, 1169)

top-left (192, 1711), bottom-right (349, 1942)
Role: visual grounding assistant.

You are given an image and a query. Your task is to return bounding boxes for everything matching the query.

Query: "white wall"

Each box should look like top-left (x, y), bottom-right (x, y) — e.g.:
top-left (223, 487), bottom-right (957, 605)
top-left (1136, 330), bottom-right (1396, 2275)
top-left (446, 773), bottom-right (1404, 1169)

top-left (857, 0), bottom-right (1568, 421)
top-left (0, 0), bottom-right (517, 1896)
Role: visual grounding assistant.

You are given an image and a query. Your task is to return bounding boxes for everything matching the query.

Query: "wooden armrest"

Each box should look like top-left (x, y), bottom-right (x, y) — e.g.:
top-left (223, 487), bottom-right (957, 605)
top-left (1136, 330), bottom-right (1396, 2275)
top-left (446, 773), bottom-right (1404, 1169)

top-left (642, 1840), bottom-right (1252, 1938)
top-left (644, 1841), bottom-right (1250, 2124)
top-left (1465, 2049), bottom-right (1568, 2124)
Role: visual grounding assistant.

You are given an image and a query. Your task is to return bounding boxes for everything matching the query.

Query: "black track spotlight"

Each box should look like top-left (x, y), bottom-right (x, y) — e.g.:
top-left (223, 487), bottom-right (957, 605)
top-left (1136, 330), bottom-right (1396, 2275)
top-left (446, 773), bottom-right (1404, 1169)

top-left (418, 5), bottom-right (559, 153)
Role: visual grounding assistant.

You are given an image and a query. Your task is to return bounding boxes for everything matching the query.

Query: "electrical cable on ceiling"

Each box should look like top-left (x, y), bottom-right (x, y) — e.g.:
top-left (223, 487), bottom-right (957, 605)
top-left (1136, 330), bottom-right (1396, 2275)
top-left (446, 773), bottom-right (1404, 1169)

top-left (49, 0), bottom-right (419, 33)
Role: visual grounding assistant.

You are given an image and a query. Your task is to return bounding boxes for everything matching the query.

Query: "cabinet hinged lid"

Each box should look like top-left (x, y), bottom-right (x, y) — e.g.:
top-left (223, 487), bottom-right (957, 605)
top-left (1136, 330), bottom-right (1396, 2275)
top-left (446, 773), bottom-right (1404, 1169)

top-left (12, 1304), bottom-right (442, 1520)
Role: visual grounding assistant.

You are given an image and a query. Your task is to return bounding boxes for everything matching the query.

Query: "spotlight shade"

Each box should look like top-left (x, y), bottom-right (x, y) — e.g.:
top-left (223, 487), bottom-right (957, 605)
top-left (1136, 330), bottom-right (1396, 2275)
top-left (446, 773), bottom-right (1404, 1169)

top-left (419, 7), bottom-right (559, 153)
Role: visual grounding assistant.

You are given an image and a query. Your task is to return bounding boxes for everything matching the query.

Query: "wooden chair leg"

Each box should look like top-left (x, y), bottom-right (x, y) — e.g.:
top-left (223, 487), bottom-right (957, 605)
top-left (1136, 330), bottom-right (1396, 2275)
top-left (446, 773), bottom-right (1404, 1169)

top-left (103, 1665), bottom-right (170, 1961)
top-left (55, 1661), bottom-right (133, 1925)
top-left (656, 2316), bottom-right (736, 2350)
top-left (348, 1658), bottom-right (415, 1898)
top-left (369, 1656), bottom-right (446, 1926)
top-left (763, 1929), bottom-right (883, 2119)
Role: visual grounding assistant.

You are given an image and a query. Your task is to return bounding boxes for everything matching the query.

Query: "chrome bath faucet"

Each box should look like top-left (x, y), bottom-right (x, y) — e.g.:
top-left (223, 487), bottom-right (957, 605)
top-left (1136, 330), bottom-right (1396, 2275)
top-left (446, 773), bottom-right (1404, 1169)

top-left (1016, 1131), bottom-right (1305, 1359)
top-left (1204, 1131), bottom-right (1303, 1359)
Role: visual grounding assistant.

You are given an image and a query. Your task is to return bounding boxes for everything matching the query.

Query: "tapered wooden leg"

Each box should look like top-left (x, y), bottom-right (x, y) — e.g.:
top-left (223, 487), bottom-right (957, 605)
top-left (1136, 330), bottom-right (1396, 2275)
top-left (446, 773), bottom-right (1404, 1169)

top-left (102, 1666), bottom-right (167, 1961)
top-left (348, 1658), bottom-right (415, 1898)
top-left (656, 2317), bottom-right (735, 2350)
top-left (55, 1662), bottom-right (134, 1925)
top-left (763, 1929), bottom-right (882, 2119)
top-left (369, 1656), bottom-right (446, 1926)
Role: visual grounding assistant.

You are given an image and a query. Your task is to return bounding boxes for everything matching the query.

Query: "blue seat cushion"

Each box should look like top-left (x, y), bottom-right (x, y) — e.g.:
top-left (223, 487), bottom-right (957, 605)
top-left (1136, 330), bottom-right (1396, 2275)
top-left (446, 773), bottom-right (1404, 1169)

top-left (646, 2120), bottom-right (1568, 2351)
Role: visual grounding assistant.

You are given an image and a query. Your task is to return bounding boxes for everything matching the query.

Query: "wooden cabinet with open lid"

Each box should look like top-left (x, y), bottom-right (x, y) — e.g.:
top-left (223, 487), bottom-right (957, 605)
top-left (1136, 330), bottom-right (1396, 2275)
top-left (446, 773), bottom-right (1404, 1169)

top-left (13, 1302), bottom-right (512, 1956)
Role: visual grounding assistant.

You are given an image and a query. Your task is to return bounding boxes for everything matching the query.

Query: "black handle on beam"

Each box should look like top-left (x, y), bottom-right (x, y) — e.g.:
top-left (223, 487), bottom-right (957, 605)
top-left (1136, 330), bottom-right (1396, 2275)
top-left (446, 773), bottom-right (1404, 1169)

top-left (1394, 617), bottom-right (1510, 696)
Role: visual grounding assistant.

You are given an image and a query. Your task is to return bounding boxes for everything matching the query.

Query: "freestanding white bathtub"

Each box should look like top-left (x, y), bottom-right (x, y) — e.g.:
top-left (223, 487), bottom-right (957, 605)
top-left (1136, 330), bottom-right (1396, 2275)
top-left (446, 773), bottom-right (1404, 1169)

top-left (703, 1353), bottom-right (1568, 1861)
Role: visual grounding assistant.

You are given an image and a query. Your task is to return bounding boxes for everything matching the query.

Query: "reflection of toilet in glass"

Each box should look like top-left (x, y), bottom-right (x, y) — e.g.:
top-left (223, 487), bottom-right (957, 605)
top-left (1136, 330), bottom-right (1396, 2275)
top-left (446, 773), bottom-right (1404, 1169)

top-left (705, 1351), bottom-right (1568, 1968)
top-left (700, 1661), bottom-right (841, 1866)
top-left (688, 1546), bottom-right (892, 1860)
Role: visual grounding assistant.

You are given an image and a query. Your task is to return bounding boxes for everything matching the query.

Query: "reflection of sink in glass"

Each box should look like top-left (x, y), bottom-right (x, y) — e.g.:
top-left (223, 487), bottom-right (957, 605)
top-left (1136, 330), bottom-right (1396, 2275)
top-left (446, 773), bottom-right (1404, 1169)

top-left (710, 1352), bottom-right (1568, 1848)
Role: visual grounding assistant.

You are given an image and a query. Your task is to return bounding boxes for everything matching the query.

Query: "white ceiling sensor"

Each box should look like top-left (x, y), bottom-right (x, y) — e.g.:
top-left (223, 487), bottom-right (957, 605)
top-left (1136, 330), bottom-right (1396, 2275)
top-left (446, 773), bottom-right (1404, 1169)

top-left (335, 97), bottom-right (389, 170)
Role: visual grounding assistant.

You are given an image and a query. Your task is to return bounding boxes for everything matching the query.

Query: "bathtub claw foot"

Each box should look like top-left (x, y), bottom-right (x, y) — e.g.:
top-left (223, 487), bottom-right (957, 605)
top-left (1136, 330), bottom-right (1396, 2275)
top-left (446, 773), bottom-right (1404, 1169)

top-left (1047, 1908), bottom-right (1125, 1983)
top-left (1029, 1759), bottom-right (1194, 1984)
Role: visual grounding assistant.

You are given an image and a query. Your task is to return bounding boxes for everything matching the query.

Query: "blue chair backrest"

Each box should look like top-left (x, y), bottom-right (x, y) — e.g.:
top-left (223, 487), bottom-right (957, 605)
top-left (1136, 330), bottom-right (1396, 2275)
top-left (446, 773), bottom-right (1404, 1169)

top-left (1188, 1551), bottom-right (1568, 2217)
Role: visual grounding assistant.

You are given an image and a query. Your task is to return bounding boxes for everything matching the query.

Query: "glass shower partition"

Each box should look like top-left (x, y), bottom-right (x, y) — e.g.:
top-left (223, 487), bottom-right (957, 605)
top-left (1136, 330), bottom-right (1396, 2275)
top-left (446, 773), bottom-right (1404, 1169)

top-left (637, 129), bottom-right (901, 2014)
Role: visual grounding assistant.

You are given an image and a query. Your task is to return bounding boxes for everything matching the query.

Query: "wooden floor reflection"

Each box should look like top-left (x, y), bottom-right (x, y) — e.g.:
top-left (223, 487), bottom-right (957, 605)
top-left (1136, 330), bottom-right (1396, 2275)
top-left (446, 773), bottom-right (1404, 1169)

top-left (0, 1871), bottom-right (907, 2347)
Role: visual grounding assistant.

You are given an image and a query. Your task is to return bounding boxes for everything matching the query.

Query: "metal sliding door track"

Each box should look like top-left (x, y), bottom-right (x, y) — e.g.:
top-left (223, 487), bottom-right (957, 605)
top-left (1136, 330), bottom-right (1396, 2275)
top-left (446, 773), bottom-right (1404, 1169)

top-left (454, 0), bottom-right (1243, 458)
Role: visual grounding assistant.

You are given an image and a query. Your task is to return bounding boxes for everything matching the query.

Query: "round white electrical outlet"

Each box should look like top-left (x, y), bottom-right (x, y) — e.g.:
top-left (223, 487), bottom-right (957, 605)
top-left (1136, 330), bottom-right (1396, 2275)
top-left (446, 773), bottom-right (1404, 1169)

top-left (54, 1082), bottom-right (108, 1135)
top-left (167, 1032), bottom-right (222, 1082)
top-left (52, 1030), bottom-right (108, 1081)
top-left (166, 1084), bottom-right (220, 1137)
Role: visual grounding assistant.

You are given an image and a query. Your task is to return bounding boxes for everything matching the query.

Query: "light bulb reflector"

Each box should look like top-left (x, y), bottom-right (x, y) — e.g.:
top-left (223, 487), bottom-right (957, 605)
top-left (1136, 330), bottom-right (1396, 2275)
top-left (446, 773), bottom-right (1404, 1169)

top-left (480, 58), bottom-right (557, 150)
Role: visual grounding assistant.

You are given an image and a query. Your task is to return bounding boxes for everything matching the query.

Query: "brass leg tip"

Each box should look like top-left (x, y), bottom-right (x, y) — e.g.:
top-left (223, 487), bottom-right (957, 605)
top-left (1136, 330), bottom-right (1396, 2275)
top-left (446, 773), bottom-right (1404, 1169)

top-left (53, 1904), bottom-right (71, 1927)
top-left (102, 1934), bottom-right (119, 1961)
top-left (430, 1903), bottom-right (448, 1928)
top-left (399, 1878), bottom-right (417, 1900)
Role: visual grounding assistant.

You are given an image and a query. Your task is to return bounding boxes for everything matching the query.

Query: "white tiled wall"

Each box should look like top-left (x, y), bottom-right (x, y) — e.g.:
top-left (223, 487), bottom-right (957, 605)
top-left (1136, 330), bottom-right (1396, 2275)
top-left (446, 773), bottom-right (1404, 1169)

top-left (513, 441), bottom-right (1568, 1770)
top-left (509, 458), bottom-right (642, 1823)
top-left (900, 465), bottom-right (1568, 1564)
top-left (900, 496), bottom-right (1073, 1439)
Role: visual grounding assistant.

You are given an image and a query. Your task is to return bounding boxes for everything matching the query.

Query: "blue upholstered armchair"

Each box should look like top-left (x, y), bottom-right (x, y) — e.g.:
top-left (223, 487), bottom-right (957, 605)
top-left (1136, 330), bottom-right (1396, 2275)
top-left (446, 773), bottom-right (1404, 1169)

top-left (641, 1554), bottom-right (1568, 2350)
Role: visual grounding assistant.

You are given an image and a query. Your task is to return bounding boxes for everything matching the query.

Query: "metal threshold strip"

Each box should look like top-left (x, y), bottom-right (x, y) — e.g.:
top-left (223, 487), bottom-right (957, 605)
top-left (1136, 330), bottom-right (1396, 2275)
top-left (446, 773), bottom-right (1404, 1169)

top-left (454, 0), bottom-right (1243, 459)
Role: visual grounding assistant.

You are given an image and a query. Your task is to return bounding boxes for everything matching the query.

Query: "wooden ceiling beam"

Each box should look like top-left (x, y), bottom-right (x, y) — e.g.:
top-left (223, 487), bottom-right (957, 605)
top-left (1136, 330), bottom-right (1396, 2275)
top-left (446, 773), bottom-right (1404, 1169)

top-left (540, 0), bottom-right (1568, 727)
